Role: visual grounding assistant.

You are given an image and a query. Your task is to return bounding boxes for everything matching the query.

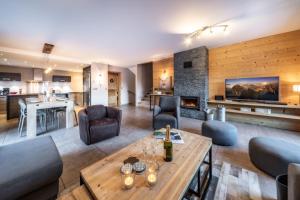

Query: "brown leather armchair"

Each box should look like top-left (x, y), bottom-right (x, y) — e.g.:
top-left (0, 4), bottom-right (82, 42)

top-left (78, 105), bottom-right (122, 145)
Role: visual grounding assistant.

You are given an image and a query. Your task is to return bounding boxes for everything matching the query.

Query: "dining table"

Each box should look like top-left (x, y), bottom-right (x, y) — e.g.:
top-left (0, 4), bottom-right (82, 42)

top-left (26, 98), bottom-right (75, 137)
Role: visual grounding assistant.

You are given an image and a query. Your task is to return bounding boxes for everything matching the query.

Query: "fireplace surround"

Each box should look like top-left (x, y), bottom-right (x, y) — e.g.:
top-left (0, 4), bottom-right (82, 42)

top-left (180, 96), bottom-right (200, 110)
top-left (174, 46), bottom-right (208, 120)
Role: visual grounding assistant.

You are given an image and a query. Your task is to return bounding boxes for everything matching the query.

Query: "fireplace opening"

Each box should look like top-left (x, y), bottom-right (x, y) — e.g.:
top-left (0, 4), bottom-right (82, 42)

top-left (180, 96), bottom-right (200, 110)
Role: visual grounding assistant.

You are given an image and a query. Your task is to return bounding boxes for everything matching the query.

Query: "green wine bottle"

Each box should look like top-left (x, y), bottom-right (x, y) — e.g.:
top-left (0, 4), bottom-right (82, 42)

top-left (164, 125), bottom-right (173, 162)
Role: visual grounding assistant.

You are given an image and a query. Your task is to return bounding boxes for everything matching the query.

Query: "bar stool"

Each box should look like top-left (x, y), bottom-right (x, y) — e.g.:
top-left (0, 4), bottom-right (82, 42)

top-left (53, 107), bottom-right (66, 128)
top-left (18, 99), bottom-right (47, 136)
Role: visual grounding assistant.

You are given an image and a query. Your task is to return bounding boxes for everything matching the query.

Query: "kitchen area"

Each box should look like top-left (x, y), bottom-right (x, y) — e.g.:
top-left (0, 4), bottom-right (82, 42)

top-left (0, 65), bottom-right (84, 136)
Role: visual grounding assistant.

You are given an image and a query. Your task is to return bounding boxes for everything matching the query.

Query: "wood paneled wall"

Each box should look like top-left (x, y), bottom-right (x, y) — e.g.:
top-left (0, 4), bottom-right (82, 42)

top-left (209, 30), bottom-right (300, 104)
top-left (153, 57), bottom-right (174, 89)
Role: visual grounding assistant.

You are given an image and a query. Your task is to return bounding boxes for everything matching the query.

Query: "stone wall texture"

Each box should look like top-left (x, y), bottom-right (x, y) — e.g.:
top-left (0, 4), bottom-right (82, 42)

top-left (174, 46), bottom-right (208, 120)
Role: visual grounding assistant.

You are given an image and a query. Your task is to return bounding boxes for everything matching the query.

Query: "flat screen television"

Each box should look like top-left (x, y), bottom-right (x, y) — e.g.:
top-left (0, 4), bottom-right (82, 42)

top-left (225, 76), bottom-right (279, 102)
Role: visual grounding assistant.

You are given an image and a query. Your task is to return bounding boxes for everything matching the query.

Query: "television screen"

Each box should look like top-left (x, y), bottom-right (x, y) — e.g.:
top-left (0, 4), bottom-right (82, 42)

top-left (225, 76), bottom-right (279, 101)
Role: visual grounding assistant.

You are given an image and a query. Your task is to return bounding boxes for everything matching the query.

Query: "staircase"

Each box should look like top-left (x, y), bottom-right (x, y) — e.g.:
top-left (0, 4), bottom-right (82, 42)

top-left (137, 89), bottom-right (152, 108)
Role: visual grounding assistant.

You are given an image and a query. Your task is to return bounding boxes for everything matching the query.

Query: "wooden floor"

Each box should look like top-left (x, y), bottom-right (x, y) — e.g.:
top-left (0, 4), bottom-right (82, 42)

top-left (1, 105), bottom-right (300, 200)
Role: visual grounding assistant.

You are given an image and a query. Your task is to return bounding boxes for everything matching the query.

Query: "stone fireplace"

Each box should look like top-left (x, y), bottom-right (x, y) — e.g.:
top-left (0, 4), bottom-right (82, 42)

top-left (174, 46), bottom-right (208, 120)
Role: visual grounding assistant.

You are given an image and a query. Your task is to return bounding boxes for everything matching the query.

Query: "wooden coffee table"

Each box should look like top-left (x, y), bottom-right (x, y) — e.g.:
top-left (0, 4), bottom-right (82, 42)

top-left (79, 129), bottom-right (212, 200)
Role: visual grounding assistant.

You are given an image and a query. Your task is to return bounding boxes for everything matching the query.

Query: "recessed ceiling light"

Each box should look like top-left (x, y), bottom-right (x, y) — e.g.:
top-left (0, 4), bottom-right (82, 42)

top-left (3, 58), bottom-right (8, 62)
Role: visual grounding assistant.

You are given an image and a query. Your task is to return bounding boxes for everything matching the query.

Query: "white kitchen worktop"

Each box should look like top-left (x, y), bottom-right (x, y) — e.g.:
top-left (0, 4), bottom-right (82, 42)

top-left (26, 99), bottom-right (75, 137)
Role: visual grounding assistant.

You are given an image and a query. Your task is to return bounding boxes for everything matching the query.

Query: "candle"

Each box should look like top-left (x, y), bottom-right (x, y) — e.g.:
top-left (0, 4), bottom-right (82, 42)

top-left (123, 176), bottom-right (134, 189)
top-left (147, 173), bottom-right (157, 186)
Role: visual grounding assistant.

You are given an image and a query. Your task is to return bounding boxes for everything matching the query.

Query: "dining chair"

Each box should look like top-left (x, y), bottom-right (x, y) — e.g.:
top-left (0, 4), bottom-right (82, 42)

top-left (18, 99), bottom-right (47, 136)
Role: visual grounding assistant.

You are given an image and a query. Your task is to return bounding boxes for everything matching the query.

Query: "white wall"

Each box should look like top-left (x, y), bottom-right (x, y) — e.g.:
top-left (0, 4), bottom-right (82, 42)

top-left (129, 65), bottom-right (138, 106)
top-left (91, 63), bottom-right (108, 106)
top-left (108, 65), bottom-right (135, 105)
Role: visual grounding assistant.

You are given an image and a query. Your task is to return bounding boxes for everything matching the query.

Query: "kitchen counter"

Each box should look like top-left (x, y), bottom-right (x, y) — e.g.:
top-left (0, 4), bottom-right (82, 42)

top-left (26, 99), bottom-right (75, 136)
top-left (7, 93), bottom-right (40, 96)
top-left (6, 94), bottom-right (39, 120)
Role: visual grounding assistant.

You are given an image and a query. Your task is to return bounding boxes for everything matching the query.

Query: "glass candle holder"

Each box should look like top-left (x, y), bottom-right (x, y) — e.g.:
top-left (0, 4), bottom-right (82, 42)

top-left (145, 169), bottom-right (157, 187)
top-left (121, 173), bottom-right (135, 190)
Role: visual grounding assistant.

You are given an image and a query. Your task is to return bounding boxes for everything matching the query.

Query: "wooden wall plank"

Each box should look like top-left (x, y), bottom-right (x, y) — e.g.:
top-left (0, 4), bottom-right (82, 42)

top-left (209, 29), bottom-right (300, 104)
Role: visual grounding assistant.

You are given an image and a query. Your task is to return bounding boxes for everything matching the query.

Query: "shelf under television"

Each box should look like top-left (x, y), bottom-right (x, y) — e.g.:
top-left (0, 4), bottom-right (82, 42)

top-left (226, 109), bottom-right (300, 121)
top-left (208, 100), bottom-right (300, 109)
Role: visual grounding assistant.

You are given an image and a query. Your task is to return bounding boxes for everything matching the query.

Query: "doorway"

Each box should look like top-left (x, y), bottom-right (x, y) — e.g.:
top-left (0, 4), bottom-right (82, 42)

top-left (108, 72), bottom-right (120, 107)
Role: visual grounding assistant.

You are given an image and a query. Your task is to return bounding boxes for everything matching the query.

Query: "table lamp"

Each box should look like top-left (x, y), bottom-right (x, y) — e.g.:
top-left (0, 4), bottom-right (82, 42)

top-left (293, 85), bottom-right (300, 105)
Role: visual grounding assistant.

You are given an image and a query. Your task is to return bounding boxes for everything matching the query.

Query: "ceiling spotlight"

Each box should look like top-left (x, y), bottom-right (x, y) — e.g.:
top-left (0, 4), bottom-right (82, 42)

top-left (184, 37), bottom-right (192, 46)
top-left (3, 58), bottom-right (8, 62)
top-left (44, 67), bottom-right (52, 74)
top-left (186, 24), bottom-right (229, 42)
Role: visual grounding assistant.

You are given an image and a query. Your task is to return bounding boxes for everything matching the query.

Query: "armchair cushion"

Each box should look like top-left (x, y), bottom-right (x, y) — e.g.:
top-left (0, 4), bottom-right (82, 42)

top-left (89, 118), bottom-right (119, 141)
top-left (154, 113), bottom-right (177, 130)
top-left (86, 105), bottom-right (107, 121)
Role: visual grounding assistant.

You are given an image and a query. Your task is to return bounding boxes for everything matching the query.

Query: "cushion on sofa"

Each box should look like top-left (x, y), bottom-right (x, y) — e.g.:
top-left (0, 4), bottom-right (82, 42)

top-left (0, 136), bottom-right (63, 200)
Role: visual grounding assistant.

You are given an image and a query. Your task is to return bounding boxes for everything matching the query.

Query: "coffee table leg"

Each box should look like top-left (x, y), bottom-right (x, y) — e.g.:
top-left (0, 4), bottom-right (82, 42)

top-left (185, 146), bottom-right (212, 199)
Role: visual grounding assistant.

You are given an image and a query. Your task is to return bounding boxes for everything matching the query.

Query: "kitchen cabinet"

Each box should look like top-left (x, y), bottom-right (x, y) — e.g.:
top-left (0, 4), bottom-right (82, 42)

top-left (0, 96), bottom-right (7, 114)
top-left (0, 72), bottom-right (21, 81)
top-left (52, 75), bottom-right (71, 82)
top-left (7, 94), bottom-right (39, 120)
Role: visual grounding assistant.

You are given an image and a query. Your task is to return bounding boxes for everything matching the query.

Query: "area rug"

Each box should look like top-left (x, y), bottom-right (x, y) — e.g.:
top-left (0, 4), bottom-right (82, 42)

top-left (186, 161), bottom-right (264, 200)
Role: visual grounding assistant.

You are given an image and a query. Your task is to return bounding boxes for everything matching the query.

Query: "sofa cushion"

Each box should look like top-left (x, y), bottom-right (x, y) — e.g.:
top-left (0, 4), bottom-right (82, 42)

top-left (89, 118), bottom-right (119, 141)
top-left (0, 136), bottom-right (63, 200)
top-left (86, 105), bottom-right (107, 121)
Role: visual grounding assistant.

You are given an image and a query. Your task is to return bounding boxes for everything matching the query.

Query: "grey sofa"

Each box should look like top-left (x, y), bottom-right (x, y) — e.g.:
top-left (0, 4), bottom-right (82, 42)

top-left (79, 105), bottom-right (122, 145)
top-left (249, 137), bottom-right (300, 177)
top-left (0, 136), bottom-right (63, 200)
top-left (153, 96), bottom-right (180, 130)
top-left (288, 163), bottom-right (300, 200)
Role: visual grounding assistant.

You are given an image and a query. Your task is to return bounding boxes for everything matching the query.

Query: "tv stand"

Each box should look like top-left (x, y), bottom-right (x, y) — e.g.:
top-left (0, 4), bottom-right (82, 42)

top-left (231, 99), bottom-right (287, 105)
top-left (208, 100), bottom-right (300, 132)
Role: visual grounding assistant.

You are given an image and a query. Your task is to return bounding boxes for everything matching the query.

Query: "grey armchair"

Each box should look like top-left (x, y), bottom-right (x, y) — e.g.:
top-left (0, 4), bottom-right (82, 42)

top-left (153, 96), bottom-right (180, 130)
top-left (79, 105), bottom-right (122, 145)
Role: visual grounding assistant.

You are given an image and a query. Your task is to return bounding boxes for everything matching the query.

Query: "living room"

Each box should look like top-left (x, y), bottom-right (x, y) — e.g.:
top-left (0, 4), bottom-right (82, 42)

top-left (0, 1), bottom-right (300, 200)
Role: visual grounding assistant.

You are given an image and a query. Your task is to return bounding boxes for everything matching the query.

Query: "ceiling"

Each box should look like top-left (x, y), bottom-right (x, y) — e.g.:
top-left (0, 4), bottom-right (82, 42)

top-left (0, 0), bottom-right (300, 69)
